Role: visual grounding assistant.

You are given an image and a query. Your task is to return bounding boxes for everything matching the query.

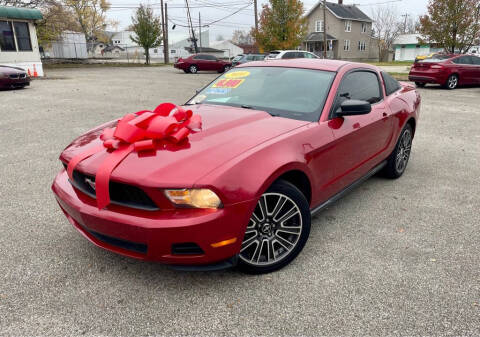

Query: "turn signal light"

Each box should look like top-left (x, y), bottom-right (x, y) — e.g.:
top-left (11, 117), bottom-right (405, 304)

top-left (211, 237), bottom-right (237, 248)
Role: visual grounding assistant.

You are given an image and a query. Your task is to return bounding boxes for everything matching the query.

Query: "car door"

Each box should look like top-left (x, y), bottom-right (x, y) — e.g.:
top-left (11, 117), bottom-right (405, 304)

top-left (452, 56), bottom-right (476, 84)
top-left (327, 69), bottom-right (394, 190)
top-left (193, 55), bottom-right (206, 70)
top-left (282, 52), bottom-right (297, 59)
top-left (470, 56), bottom-right (480, 83)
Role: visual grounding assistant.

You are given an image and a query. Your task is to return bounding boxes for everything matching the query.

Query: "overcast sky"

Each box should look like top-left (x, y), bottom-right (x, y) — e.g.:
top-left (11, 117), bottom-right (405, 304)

top-left (106, 0), bottom-right (429, 44)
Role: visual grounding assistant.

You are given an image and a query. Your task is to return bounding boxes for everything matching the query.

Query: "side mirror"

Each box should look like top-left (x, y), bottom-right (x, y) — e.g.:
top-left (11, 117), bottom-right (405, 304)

top-left (195, 88), bottom-right (202, 94)
top-left (336, 99), bottom-right (371, 117)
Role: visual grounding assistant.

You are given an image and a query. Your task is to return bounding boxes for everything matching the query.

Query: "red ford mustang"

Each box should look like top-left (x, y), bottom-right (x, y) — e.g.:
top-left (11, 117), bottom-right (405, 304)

top-left (52, 59), bottom-right (420, 274)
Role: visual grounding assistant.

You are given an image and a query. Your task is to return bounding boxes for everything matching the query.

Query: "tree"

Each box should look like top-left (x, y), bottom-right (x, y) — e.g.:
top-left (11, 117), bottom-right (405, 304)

top-left (419, 0), bottom-right (480, 53)
top-left (252, 0), bottom-right (307, 51)
top-left (372, 6), bottom-right (402, 61)
top-left (231, 30), bottom-right (253, 45)
top-left (63, 0), bottom-right (111, 44)
top-left (0, 0), bottom-right (46, 7)
top-left (36, 0), bottom-right (81, 46)
top-left (130, 4), bottom-right (162, 65)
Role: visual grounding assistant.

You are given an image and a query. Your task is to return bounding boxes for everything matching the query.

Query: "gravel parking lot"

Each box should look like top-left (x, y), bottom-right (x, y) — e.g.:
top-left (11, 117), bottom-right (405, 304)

top-left (1, 66), bottom-right (479, 336)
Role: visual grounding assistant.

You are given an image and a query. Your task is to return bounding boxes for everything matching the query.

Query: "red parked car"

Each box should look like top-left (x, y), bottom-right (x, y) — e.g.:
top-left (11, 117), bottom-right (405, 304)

top-left (52, 59), bottom-right (420, 274)
top-left (409, 54), bottom-right (480, 89)
top-left (0, 65), bottom-right (30, 89)
top-left (174, 54), bottom-right (232, 74)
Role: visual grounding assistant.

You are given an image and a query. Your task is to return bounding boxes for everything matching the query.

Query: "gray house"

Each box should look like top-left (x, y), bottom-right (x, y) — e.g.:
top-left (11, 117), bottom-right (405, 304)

top-left (304, 0), bottom-right (378, 61)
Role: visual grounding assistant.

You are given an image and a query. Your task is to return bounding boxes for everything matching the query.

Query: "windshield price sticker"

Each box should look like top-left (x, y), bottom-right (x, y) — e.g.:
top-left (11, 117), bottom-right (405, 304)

top-left (213, 79), bottom-right (245, 89)
top-left (224, 71), bottom-right (250, 79)
top-left (206, 88), bottom-right (231, 95)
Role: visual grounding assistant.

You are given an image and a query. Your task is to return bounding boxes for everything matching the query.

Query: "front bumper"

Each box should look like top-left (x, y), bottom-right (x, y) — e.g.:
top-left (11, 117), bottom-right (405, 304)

top-left (52, 169), bottom-right (254, 266)
top-left (0, 77), bottom-right (30, 88)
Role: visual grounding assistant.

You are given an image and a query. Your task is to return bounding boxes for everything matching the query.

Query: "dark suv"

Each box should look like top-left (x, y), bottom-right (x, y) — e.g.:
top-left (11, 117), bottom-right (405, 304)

top-left (174, 54), bottom-right (231, 74)
top-left (232, 54), bottom-right (266, 67)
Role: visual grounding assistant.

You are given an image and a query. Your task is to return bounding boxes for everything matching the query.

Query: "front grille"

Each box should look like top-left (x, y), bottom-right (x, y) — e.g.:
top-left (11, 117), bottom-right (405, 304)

top-left (70, 170), bottom-right (159, 211)
top-left (172, 242), bottom-right (204, 255)
top-left (82, 225), bottom-right (148, 254)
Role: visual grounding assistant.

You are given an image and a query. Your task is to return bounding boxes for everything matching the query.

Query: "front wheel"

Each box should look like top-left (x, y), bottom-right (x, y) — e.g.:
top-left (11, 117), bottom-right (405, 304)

top-left (415, 82), bottom-right (426, 88)
top-left (384, 124), bottom-right (413, 179)
top-left (237, 180), bottom-right (311, 274)
top-left (221, 65), bottom-right (231, 73)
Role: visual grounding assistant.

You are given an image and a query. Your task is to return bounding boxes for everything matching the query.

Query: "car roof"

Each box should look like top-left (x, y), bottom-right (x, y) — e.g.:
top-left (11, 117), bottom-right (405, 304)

top-left (236, 58), bottom-right (377, 72)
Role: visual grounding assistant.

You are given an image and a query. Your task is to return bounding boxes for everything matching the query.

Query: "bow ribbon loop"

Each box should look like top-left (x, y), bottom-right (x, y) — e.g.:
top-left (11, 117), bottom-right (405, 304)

top-left (67, 103), bottom-right (201, 210)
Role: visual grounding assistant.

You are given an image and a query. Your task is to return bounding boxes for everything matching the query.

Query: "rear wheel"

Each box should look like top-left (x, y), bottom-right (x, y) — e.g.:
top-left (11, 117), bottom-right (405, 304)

top-left (221, 65), bottom-right (231, 73)
top-left (189, 65), bottom-right (198, 74)
top-left (237, 180), bottom-right (311, 274)
top-left (415, 82), bottom-right (426, 88)
top-left (384, 124), bottom-right (413, 179)
top-left (445, 74), bottom-right (458, 89)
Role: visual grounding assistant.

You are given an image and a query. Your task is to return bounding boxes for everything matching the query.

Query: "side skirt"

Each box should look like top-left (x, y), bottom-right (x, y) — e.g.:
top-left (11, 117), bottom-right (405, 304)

top-left (310, 160), bottom-right (387, 216)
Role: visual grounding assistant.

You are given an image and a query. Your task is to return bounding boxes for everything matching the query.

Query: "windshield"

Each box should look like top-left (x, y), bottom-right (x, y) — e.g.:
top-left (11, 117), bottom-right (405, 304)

top-left (420, 54), bottom-right (451, 63)
top-left (232, 55), bottom-right (243, 62)
top-left (187, 67), bottom-right (336, 121)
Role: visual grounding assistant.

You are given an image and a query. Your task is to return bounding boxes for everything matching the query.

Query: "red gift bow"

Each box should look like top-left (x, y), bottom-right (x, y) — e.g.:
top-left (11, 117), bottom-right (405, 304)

top-left (67, 103), bottom-right (202, 210)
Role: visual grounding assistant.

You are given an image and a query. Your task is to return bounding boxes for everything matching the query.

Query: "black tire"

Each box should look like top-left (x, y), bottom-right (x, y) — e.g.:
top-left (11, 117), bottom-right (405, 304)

top-left (189, 65), bottom-right (198, 74)
top-left (415, 82), bottom-right (426, 88)
top-left (221, 65), bottom-right (231, 73)
top-left (384, 123), bottom-right (413, 179)
top-left (237, 180), bottom-right (311, 274)
top-left (445, 74), bottom-right (458, 89)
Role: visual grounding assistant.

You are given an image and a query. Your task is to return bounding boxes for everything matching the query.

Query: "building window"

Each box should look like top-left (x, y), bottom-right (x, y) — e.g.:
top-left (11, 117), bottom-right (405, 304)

top-left (0, 21), bottom-right (16, 51)
top-left (170, 49), bottom-right (176, 54)
top-left (358, 40), bottom-right (367, 51)
top-left (13, 22), bottom-right (32, 51)
top-left (344, 39), bottom-right (350, 51)
top-left (315, 20), bottom-right (324, 32)
top-left (344, 20), bottom-right (352, 32)
top-left (361, 23), bottom-right (367, 33)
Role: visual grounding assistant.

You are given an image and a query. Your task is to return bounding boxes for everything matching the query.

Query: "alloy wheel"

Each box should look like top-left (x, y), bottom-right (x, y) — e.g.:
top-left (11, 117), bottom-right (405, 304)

top-left (395, 128), bottom-right (412, 174)
top-left (447, 75), bottom-right (458, 89)
top-left (189, 65), bottom-right (198, 74)
top-left (239, 193), bottom-right (303, 266)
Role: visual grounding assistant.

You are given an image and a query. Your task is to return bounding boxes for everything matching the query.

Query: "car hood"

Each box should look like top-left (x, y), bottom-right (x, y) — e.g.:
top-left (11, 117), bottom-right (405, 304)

top-left (60, 104), bottom-right (309, 187)
top-left (0, 65), bottom-right (26, 74)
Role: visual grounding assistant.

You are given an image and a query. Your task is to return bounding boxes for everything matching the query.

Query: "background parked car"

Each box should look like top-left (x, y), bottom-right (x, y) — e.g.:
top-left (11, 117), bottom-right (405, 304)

top-left (409, 54), bottom-right (480, 89)
top-left (0, 65), bottom-right (30, 89)
top-left (232, 54), bottom-right (266, 67)
top-left (174, 54), bottom-right (231, 74)
top-left (265, 50), bottom-right (320, 60)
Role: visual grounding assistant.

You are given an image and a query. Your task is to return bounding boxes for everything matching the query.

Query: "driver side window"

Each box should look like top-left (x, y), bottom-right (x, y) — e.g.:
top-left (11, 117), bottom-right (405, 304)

top-left (332, 70), bottom-right (382, 115)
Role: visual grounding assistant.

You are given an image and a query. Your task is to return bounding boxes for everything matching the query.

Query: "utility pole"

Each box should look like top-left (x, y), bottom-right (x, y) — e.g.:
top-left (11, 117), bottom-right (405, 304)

top-left (185, 0), bottom-right (198, 53)
top-left (254, 0), bottom-right (258, 31)
top-left (323, 0), bottom-right (327, 58)
top-left (164, 2), bottom-right (169, 63)
top-left (199, 12), bottom-right (202, 48)
top-left (160, 0), bottom-right (167, 64)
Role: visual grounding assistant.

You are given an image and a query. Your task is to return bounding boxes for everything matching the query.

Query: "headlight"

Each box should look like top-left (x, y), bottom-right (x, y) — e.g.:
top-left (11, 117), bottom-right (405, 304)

top-left (164, 189), bottom-right (222, 209)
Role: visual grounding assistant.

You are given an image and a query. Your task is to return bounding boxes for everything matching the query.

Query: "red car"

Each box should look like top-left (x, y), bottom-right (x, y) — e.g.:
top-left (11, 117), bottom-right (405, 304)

top-left (174, 54), bottom-right (231, 74)
top-left (52, 59), bottom-right (420, 274)
top-left (0, 65), bottom-right (31, 89)
top-left (409, 54), bottom-right (480, 89)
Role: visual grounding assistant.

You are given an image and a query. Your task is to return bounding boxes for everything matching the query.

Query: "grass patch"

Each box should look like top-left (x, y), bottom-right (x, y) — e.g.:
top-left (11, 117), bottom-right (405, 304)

top-left (388, 72), bottom-right (410, 81)
top-left (365, 61), bottom-right (413, 66)
top-left (44, 62), bottom-right (171, 69)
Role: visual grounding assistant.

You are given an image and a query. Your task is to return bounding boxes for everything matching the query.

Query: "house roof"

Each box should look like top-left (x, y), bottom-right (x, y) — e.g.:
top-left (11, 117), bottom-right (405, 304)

top-left (0, 6), bottom-right (43, 20)
top-left (103, 45), bottom-right (125, 52)
top-left (305, 32), bottom-right (337, 42)
top-left (306, 1), bottom-right (372, 22)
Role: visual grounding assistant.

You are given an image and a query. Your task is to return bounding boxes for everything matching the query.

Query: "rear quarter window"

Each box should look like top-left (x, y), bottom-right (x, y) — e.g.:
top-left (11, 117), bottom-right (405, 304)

top-left (381, 72), bottom-right (402, 96)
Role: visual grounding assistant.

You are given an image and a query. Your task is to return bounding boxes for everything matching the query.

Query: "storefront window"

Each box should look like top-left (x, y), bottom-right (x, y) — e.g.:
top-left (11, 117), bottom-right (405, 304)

top-left (13, 22), bottom-right (32, 51)
top-left (0, 20), bottom-right (16, 51)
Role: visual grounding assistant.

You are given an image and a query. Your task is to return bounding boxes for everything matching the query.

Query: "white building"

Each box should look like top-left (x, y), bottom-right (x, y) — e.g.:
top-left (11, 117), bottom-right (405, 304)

top-left (49, 31), bottom-right (88, 59)
top-left (0, 6), bottom-right (44, 76)
top-left (393, 34), bottom-right (442, 61)
top-left (209, 40), bottom-right (243, 60)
